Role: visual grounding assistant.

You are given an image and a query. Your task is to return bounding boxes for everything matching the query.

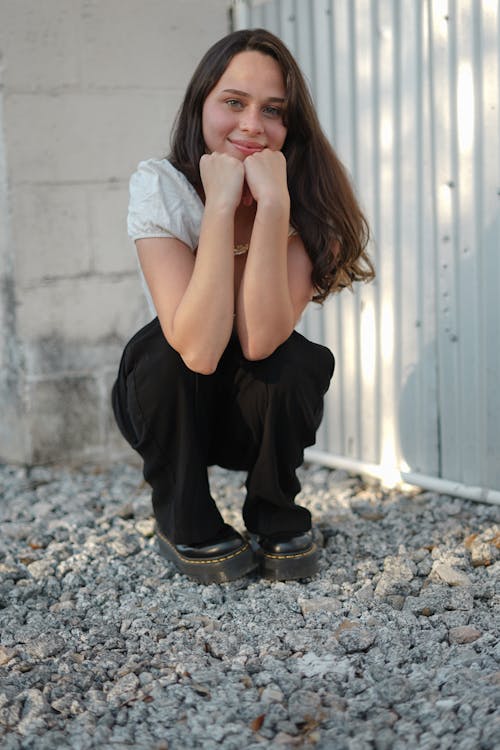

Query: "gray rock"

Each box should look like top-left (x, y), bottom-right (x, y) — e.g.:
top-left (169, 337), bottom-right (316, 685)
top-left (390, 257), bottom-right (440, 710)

top-left (298, 596), bottom-right (342, 615)
top-left (376, 675), bottom-right (414, 705)
top-left (51, 694), bottom-right (84, 716)
top-left (430, 561), bottom-right (472, 586)
top-left (404, 586), bottom-right (450, 615)
top-left (465, 527), bottom-right (500, 567)
top-left (374, 728), bottom-right (397, 750)
top-left (294, 652), bottom-right (338, 679)
top-left (385, 594), bottom-right (406, 610)
top-left (0, 563), bottom-right (28, 582)
top-left (486, 560), bottom-right (500, 577)
top-left (27, 558), bottom-right (58, 581)
top-left (337, 627), bottom-right (375, 653)
top-left (288, 689), bottom-right (322, 723)
top-left (0, 646), bottom-right (16, 665)
top-left (355, 582), bottom-right (374, 601)
top-left (0, 702), bottom-right (22, 727)
top-left (260, 684), bottom-right (284, 704)
top-left (106, 672), bottom-right (140, 704)
top-left (23, 635), bottom-right (66, 659)
top-left (448, 625), bottom-right (482, 644)
top-left (375, 555), bottom-right (416, 598)
top-left (108, 534), bottom-right (141, 557)
top-left (135, 518), bottom-right (155, 537)
top-left (449, 587), bottom-right (474, 611)
top-left (0, 461), bottom-right (498, 750)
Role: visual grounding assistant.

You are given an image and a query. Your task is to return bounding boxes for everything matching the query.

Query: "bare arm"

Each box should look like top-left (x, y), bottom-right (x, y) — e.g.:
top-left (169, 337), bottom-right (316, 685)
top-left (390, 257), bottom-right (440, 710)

top-left (137, 153), bottom-right (244, 374)
top-left (236, 150), bottom-right (314, 360)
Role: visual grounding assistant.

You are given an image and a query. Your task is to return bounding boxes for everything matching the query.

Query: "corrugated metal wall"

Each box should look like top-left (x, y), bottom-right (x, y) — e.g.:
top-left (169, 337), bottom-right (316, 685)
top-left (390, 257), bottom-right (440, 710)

top-left (233, 0), bottom-right (500, 492)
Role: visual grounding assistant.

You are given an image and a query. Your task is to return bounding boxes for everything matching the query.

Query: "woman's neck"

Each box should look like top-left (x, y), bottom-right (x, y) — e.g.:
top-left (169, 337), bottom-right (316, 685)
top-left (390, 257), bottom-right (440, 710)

top-left (234, 201), bottom-right (257, 244)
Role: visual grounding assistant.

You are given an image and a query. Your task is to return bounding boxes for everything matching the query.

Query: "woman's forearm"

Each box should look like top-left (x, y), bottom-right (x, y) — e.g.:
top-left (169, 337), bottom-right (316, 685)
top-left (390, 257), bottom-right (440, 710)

top-left (236, 198), bottom-right (295, 360)
top-left (172, 203), bottom-right (235, 374)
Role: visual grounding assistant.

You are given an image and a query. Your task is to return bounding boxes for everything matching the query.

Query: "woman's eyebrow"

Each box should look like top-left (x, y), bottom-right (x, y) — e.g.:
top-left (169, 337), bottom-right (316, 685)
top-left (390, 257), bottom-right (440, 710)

top-left (222, 88), bottom-right (285, 103)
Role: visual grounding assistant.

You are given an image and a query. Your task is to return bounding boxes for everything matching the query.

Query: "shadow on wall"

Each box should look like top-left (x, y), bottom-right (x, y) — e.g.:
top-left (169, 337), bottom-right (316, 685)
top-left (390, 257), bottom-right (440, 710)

top-left (399, 214), bottom-right (500, 491)
top-left (25, 305), bottom-right (151, 466)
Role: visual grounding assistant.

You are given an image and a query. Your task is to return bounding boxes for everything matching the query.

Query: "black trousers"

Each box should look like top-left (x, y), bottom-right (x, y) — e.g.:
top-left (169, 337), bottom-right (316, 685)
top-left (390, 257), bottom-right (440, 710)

top-left (111, 318), bottom-right (334, 544)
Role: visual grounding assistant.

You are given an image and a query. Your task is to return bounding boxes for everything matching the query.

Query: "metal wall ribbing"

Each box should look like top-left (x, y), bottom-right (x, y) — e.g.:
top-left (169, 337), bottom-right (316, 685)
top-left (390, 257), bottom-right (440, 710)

top-left (233, 0), bottom-right (500, 492)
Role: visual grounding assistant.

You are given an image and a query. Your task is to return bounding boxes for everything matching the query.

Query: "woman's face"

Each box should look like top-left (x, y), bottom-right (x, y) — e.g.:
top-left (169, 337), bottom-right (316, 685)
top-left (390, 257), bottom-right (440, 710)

top-left (202, 50), bottom-right (287, 160)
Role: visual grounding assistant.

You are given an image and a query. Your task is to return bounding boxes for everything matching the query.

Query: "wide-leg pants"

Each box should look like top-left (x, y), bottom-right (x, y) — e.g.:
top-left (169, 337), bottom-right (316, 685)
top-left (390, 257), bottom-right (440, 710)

top-left (111, 318), bottom-right (334, 545)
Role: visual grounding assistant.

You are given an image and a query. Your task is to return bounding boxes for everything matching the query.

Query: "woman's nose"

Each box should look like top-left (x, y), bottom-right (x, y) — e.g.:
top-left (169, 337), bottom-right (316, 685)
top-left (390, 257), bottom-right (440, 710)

top-left (240, 107), bottom-right (263, 134)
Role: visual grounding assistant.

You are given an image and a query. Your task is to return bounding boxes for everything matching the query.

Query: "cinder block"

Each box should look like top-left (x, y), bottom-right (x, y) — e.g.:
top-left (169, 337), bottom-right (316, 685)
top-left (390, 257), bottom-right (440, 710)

top-left (82, 0), bottom-right (230, 90)
top-left (12, 185), bottom-right (92, 286)
top-left (88, 185), bottom-right (137, 274)
top-left (0, 378), bottom-right (28, 463)
top-left (27, 375), bottom-right (101, 463)
top-left (17, 275), bottom-right (151, 346)
top-left (0, 260), bottom-right (28, 461)
top-left (24, 335), bottom-right (125, 380)
top-left (5, 92), bottom-right (180, 183)
top-left (0, 0), bottom-right (80, 91)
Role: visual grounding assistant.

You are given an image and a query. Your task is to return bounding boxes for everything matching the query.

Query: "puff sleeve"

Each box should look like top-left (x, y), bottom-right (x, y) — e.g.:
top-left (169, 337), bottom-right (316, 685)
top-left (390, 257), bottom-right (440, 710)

top-left (127, 158), bottom-right (204, 250)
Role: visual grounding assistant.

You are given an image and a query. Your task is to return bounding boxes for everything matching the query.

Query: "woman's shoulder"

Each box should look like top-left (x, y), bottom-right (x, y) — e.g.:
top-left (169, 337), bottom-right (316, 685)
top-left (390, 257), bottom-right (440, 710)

top-left (130, 158), bottom-right (201, 204)
top-left (128, 158), bottom-right (203, 246)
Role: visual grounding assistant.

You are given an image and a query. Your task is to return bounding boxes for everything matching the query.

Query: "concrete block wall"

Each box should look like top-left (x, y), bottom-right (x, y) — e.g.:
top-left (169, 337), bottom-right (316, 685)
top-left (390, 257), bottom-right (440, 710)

top-left (0, 0), bottom-right (231, 464)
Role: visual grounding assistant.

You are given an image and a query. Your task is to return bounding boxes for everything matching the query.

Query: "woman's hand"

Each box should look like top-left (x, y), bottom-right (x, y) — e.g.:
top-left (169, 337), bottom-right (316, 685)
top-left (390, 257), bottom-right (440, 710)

top-left (243, 149), bottom-right (289, 207)
top-left (200, 152), bottom-right (245, 212)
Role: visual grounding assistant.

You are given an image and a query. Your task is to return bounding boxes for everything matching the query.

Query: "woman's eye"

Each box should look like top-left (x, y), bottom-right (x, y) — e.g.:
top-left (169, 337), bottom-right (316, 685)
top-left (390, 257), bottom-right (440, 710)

top-left (226, 99), bottom-right (243, 109)
top-left (263, 106), bottom-right (282, 118)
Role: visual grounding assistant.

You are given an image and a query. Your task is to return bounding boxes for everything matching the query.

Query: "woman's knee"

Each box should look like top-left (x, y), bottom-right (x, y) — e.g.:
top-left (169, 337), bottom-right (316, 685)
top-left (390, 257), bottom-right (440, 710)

top-left (246, 331), bottom-right (334, 394)
top-left (123, 319), bottom-right (193, 396)
top-left (288, 332), bottom-right (335, 393)
top-left (113, 318), bottom-right (196, 446)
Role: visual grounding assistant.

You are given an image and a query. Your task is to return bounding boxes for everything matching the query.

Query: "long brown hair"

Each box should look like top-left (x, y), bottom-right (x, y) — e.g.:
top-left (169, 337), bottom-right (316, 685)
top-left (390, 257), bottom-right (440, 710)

top-left (169, 28), bottom-right (374, 302)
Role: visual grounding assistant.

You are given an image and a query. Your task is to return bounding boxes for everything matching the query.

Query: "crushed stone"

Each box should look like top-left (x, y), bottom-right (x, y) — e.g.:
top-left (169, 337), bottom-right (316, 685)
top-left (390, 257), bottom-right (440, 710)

top-left (0, 461), bottom-right (499, 749)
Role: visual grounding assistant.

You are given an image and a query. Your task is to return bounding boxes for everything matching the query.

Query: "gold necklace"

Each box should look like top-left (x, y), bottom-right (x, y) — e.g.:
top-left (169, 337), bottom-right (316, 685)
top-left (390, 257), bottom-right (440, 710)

top-left (234, 243), bottom-right (249, 256)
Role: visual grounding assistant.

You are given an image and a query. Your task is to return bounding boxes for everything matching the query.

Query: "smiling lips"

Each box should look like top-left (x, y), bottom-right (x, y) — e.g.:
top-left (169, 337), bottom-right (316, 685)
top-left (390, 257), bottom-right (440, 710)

top-left (229, 139), bottom-right (265, 156)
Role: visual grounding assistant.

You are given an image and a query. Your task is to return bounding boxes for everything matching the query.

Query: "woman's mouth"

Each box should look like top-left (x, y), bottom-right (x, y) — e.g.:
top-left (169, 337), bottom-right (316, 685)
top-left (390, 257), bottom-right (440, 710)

top-left (229, 139), bottom-right (265, 156)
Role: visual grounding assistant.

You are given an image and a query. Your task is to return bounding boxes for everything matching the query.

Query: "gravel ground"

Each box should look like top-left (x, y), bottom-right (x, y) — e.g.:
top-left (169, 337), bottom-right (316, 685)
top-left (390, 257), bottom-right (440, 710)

top-left (0, 460), bottom-right (499, 750)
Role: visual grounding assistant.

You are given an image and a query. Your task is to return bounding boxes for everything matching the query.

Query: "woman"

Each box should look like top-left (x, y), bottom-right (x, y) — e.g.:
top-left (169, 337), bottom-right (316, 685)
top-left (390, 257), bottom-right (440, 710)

top-left (112, 28), bottom-right (374, 583)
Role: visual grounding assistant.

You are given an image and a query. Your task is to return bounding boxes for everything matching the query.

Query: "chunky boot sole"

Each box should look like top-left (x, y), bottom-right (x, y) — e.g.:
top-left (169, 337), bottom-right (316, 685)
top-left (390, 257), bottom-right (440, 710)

top-left (259, 544), bottom-right (320, 580)
top-left (247, 535), bottom-right (320, 581)
top-left (156, 527), bottom-right (257, 584)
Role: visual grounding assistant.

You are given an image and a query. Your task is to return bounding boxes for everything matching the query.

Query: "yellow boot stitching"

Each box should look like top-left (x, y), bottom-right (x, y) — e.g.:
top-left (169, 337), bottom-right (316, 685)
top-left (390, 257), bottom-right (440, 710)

top-left (156, 528), bottom-right (251, 565)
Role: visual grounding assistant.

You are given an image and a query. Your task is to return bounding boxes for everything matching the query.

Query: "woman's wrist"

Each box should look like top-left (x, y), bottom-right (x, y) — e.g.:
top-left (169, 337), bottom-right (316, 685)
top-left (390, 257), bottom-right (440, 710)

top-left (203, 198), bottom-right (238, 218)
top-left (254, 194), bottom-right (290, 224)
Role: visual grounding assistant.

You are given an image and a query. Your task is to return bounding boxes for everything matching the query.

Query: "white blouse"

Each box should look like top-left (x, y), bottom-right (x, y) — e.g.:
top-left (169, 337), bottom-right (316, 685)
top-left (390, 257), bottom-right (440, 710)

top-left (128, 158), bottom-right (203, 248)
top-left (127, 157), bottom-right (298, 314)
